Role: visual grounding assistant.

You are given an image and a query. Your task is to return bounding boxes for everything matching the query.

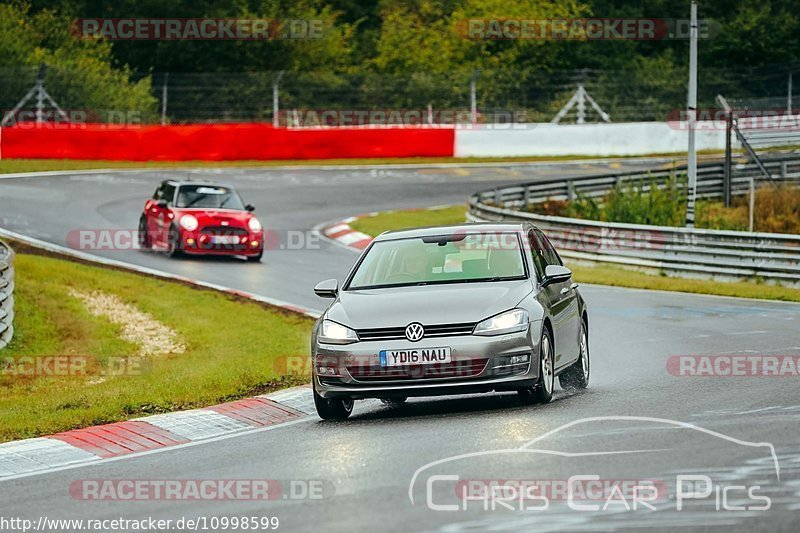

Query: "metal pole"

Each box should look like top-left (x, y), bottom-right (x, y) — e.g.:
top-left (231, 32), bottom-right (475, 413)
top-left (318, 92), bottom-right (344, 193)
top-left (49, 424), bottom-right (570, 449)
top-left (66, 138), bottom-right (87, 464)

top-left (470, 70), bottom-right (479, 125)
top-left (576, 84), bottom-right (586, 125)
top-left (685, 0), bottom-right (699, 228)
top-left (748, 178), bottom-right (755, 232)
top-left (161, 73), bottom-right (169, 126)
top-left (724, 111), bottom-right (732, 207)
top-left (273, 71), bottom-right (285, 127)
top-left (35, 63), bottom-right (46, 125)
top-left (789, 72), bottom-right (793, 114)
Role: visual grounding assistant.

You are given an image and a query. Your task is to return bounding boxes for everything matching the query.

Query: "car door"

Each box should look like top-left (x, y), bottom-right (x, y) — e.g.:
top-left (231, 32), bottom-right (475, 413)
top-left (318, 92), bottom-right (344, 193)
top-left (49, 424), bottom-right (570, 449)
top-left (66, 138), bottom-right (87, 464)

top-left (145, 185), bottom-right (164, 242)
top-left (152, 183), bottom-right (175, 246)
top-left (531, 230), bottom-right (579, 369)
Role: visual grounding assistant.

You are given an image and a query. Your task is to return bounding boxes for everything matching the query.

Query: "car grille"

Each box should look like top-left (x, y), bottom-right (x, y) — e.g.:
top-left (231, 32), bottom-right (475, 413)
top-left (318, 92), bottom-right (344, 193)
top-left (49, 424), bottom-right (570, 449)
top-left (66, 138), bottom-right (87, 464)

top-left (355, 322), bottom-right (476, 342)
top-left (200, 226), bottom-right (248, 236)
top-left (346, 358), bottom-right (488, 382)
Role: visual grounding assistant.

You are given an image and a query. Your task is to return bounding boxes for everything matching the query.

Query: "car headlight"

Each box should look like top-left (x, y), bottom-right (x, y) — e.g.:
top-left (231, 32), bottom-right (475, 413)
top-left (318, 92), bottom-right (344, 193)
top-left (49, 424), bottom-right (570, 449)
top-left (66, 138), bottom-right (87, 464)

top-left (179, 214), bottom-right (198, 231)
top-left (248, 217), bottom-right (262, 232)
top-left (319, 319), bottom-right (359, 345)
top-left (473, 309), bottom-right (529, 336)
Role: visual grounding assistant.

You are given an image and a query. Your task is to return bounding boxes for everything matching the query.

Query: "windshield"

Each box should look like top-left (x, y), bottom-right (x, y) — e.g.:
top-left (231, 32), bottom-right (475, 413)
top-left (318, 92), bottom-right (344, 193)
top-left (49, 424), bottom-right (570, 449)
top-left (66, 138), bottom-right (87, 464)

top-left (347, 232), bottom-right (527, 290)
top-left (175, 185), bottom-right (245, 210)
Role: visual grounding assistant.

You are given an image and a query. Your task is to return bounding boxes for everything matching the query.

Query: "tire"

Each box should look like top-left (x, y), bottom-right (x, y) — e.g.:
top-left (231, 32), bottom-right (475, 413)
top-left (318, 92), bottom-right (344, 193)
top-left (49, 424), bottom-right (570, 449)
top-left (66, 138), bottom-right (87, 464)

top-left (380, 397), bottom-right (408, 407)
top-left (247, 251), bottom-right (263, 263)
top-left (518, 326), bottom-right (555, 404)
top-left (313, 388), bottom-right (354, 420)
top-left (560, 318), bottom-right (590, 390)
top-left (138, 216), bottom-right (151, 250)
top-left (167, 225), bottom-right (182, 258)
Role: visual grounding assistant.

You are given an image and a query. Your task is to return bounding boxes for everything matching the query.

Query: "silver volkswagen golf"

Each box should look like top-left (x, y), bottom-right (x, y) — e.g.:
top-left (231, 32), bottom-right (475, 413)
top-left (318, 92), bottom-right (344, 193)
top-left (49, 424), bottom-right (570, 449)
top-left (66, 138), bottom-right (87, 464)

top-left (311, 222), bottom-right (589, 420)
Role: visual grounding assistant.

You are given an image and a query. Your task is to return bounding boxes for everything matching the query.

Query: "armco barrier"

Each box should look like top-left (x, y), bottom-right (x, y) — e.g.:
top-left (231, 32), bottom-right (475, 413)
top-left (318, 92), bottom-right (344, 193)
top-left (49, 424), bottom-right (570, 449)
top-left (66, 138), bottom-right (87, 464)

top-left (469, 155), bottom-right (800, 285)
top-left (0, 241), bottom-right (14, 349)
top-left (0, 123), bottom-right (456, 161)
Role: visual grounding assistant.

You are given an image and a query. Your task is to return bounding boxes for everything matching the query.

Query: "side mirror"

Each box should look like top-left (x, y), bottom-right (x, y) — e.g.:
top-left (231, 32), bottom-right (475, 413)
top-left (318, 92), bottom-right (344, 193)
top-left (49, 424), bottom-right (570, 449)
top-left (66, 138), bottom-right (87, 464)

top-left (314, 278), bottom-right (338, 298)
top-left (542, 265), bottom-right (572, 286)
top-left (245, 204), bottom-right (255, 212)
top-left (156, 200), bottom-right (168, 209)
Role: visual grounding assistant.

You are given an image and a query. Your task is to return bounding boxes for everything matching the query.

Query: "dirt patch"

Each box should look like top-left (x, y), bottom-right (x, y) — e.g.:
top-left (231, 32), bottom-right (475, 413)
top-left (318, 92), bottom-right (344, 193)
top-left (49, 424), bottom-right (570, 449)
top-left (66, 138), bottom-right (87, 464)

top-left (68, 289), bottom-right (186, 356)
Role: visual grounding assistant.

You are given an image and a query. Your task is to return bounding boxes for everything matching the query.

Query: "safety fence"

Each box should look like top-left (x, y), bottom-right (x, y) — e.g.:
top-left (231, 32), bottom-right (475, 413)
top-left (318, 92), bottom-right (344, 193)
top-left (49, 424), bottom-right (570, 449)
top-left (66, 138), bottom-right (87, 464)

top-left (469, 155), bottom-right (800, 284)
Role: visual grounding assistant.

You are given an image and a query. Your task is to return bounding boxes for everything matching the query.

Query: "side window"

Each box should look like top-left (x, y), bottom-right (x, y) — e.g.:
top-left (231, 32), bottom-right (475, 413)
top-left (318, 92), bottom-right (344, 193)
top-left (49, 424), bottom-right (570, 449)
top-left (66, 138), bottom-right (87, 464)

top-left (152, 186), bottom-right (163, 200)
top-left (161, 184), bottom-right (176, 205)
top-left (535, 229), bottom-right (563, 267)
top-left (527, 230), bottom-right (547, 280)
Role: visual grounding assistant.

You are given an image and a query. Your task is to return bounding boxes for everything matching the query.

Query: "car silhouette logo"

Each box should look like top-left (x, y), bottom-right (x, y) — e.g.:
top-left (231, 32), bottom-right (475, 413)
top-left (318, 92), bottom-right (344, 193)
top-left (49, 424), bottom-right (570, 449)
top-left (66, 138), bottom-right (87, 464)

top-left (405, 323), bottom-right (425, 342)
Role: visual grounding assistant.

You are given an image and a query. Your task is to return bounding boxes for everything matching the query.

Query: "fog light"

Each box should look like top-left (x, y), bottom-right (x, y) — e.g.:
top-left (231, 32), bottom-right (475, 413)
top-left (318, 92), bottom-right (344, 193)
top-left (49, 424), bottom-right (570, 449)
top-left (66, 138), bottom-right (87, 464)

top-left (317, 366), bottom-right (339, 376)
top-left (186, 238), bottom-right (195, 246)
top-left (508, 354), bottom-right (529, 365)
top-left (251, 240), bottom-right (260, 248)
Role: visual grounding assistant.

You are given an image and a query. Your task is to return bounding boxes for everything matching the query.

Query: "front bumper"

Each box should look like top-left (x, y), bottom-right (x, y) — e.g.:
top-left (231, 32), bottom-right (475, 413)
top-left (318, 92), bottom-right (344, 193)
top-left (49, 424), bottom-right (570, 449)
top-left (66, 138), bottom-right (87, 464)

top-left (178, 229), bottom-right (263, 256)
top-left (313, 323), bottom-right (541, 400)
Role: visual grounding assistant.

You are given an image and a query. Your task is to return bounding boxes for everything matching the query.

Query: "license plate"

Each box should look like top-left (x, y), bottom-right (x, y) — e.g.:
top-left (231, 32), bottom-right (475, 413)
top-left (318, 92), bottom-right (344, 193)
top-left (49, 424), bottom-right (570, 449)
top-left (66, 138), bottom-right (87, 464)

top-left (379, 347), bottom-right (451, 367)
top-left (211, 235), bottom-right (240, 244)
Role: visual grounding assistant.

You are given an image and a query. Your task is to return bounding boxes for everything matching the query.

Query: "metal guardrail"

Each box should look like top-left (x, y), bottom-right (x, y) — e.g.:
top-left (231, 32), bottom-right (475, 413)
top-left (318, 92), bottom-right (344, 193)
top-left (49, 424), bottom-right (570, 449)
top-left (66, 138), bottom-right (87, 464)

top-left (469, 156), bottom-right (800, 285)
top-left (0, 240), bottom-right (14, 349)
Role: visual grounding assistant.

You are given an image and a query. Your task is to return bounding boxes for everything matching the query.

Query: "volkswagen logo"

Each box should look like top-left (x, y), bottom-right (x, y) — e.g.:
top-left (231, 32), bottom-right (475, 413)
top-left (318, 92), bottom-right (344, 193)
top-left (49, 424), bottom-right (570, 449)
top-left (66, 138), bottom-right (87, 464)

top-left (405, 322), bottom-right (425, 342)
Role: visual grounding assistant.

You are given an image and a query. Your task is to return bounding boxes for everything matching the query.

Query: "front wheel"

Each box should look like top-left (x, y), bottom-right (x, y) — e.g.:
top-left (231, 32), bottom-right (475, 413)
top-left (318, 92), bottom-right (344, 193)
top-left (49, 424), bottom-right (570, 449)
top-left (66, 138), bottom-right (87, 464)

top-left (518, 327), bottom-right (555, 404)
top-left (313, 389), bottom-right (354, 420)
top-left (560, 318), bottom-right (590, 390)
top-left (138, 216), bottom-right (151, 250)
top-left (247, 251), bottom-right (263, 263)
top-left (167, 225), bottom-right (182, 258)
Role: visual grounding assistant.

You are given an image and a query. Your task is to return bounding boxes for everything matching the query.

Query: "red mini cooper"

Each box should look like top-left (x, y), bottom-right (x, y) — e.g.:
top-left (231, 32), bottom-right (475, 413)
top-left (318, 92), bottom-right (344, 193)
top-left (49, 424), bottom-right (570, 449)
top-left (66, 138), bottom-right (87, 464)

top-left (138, 180), bottom-right (264, 261)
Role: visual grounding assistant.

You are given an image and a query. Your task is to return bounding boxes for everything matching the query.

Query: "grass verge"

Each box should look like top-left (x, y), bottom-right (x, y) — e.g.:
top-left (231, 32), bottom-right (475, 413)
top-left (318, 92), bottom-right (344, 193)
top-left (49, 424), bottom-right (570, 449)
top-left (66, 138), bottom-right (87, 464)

top-left (349, 205), bottom-right (800, 303)
top-left (0, 251), bottom-right (313, 442)
top-left (350, 205), bottom-right (468, 236)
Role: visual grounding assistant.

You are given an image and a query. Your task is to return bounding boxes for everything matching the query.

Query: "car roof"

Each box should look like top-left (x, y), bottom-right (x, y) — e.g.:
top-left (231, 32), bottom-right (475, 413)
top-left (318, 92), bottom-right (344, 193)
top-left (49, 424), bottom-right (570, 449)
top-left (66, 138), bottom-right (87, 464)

top-left (161, 179), bottom-right (237, 189)
top-left (373, 222), bottom-right (533, 242)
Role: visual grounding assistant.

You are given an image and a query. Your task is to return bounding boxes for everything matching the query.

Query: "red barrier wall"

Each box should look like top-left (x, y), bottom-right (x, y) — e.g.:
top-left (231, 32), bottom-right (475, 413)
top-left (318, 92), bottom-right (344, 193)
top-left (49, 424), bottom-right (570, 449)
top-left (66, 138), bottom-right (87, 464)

top-left (0, 123), bottom-right (455, 161)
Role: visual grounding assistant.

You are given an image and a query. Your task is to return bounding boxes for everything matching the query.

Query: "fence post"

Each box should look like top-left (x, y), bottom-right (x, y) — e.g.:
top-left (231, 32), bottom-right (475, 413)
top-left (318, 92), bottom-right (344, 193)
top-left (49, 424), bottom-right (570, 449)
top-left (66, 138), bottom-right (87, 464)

top-left (748, 178), bottom-right (755, 232)
top-left (160, 73), bottom-right (169, 126)
top-left (567, 180), bottom-right (576, 201)
top-left (273, 71), bottom-right (285, 128)
top-left (724, 111), bottom-right (732, 207)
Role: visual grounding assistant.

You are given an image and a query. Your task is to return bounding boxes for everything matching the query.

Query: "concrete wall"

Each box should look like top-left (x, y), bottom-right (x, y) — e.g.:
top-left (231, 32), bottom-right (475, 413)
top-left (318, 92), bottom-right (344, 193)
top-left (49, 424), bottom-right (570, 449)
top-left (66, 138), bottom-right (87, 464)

top-left (455, 121), bottom-right (731, 157)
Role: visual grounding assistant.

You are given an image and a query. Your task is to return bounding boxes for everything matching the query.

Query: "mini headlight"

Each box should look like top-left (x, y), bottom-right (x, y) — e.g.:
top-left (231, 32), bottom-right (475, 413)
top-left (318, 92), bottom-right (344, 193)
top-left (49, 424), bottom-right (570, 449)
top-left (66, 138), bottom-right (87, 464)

top-left (319, 319), bottom-right (359, 345)
top-left (248, 217), bottom-right (262, 232)
top-left (179, 214), bottom-right (198, 231)
top-left (473, 309), bottom-right (529, 336)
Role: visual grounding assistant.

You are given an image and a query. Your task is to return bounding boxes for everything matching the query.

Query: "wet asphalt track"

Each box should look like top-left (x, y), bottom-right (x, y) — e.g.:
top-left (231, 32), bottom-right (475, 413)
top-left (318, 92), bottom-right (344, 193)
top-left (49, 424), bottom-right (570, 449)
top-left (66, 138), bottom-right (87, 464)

top-left (1, 159), bottom-right (799, 532)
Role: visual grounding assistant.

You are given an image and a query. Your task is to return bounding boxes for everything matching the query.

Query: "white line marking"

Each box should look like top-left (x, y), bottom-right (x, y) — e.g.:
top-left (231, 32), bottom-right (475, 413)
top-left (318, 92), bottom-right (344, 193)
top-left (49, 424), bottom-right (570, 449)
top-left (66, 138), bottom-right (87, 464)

top-left (736, 406), bottom-right (781, 415)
